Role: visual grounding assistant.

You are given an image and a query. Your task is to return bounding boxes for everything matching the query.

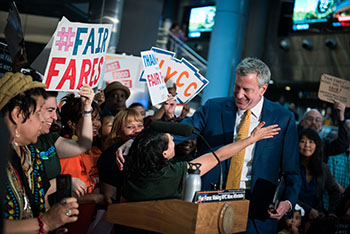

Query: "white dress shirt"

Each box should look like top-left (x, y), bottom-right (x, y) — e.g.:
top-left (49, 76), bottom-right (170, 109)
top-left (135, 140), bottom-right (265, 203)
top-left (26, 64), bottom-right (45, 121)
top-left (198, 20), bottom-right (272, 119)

top-left (234, 98), bottom-right (264, 189)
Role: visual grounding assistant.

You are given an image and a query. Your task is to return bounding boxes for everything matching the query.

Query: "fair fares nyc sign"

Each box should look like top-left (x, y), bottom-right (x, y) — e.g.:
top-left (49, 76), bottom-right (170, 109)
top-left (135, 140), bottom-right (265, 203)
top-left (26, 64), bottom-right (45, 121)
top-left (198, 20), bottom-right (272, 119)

top-left (43, 17), bottom-right (112, 91)
top-left (140, 47), bottom-right (209, 104)
top-left (141, 50), bottom-right (168, 106)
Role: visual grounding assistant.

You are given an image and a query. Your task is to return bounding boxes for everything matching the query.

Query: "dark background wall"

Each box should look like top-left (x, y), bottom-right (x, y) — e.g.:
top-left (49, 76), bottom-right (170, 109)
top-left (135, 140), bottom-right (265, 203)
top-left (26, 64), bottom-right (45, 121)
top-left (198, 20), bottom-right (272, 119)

top-left (238, 0), bottom-right (350, 109)
top-left (116, 0), bottom-right (164, 55)
top-left (1, 0), bottom-right (349, 110)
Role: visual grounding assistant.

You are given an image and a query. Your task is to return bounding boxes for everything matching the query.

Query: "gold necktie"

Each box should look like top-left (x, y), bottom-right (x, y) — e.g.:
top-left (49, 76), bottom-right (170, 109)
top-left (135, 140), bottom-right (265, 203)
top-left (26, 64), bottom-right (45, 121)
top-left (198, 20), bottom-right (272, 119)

top-left (226, 109), bottom-right (251, 189)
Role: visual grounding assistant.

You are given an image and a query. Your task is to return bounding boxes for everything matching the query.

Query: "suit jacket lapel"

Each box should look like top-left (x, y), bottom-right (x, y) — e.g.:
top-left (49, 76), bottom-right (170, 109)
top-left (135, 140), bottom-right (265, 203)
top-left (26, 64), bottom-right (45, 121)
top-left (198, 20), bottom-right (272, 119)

top-left (222, 98), bottom-right (236, 144)
top-left (254, 98), bottom-right (277, 160)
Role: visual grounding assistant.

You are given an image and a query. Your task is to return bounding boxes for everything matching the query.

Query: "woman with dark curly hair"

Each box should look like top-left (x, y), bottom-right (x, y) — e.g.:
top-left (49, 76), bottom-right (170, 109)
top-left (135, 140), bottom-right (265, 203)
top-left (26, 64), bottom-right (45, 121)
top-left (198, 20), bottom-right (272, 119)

top-left (297, 128), bottom-right (340, 229)
top-left (0, 72), bottom-right (79, 233)
top-left (122, 121), bottom-right (280, 202)
top-left (59, 93), bottom-right (101, 194)
top-left (58, 92), bottom-right (104, 234)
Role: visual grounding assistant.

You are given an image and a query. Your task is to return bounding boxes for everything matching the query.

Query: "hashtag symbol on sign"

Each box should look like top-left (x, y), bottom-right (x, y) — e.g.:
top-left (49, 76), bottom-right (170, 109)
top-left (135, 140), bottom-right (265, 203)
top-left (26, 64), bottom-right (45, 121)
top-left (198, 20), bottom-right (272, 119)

top-left (55, 27), bottom-right (76, 51)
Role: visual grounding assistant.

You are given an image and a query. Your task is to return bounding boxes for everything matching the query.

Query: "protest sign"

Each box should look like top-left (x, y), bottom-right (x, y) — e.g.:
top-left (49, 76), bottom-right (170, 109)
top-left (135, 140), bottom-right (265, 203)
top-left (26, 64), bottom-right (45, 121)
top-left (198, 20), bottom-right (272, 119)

top-left (42, 17), bottom-right (112, 91)
top-left (318, 73), bottom-right (350, 107)
top-left (140, 50), bottom-right (168, 106)
top-left (104, 54), bottom-right (143, 88)
top-left (0, 42), bottom-right (13, 76)
top-left (140, 47), bottom-right (209, 104)
top-left (104, 54), bottom-right (148, 107)
top-left (4, 2), bottom-right (24, 60)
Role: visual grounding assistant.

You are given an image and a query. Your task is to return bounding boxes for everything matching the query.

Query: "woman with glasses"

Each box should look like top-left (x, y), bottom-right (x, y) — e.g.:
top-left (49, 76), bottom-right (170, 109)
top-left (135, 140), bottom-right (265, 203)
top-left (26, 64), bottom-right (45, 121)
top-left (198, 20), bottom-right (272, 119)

top-left (97, 108), bottom-right (144, 204)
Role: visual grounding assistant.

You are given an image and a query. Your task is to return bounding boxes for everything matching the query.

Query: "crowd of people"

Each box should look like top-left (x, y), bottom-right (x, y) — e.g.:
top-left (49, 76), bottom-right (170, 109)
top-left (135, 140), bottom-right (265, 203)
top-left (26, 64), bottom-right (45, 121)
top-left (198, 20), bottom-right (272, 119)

top-left (0, 55), bottom-right (349, 234)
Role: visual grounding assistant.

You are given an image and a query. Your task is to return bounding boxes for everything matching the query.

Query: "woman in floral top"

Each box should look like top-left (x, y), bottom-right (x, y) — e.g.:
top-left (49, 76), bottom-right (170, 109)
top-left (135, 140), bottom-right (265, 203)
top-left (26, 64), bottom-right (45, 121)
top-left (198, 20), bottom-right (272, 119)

top-left (0, 72), bottom-right (80, 233)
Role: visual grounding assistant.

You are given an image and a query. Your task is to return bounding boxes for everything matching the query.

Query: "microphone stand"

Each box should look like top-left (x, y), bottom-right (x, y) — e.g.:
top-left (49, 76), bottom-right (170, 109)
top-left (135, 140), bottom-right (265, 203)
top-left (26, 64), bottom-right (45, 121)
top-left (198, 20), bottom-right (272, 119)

top-left (193, 130), bottom-right (223, 191)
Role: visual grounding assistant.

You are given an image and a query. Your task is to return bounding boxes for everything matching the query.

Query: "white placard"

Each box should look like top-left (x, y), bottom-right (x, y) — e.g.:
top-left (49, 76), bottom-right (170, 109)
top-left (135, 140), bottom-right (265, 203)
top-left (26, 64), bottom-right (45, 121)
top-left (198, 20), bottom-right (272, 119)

top-left (140, 50), bottom-right (168, 106)
top-left (43, 17), bottom-right (112, 91)
top-left (140, 47), bottom-right (209, 104)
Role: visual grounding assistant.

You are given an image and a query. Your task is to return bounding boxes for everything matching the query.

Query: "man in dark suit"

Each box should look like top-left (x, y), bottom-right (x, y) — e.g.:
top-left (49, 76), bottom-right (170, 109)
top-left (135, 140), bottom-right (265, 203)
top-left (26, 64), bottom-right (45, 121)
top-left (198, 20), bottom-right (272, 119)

top-left (176, 57), bottom-right (302, 233)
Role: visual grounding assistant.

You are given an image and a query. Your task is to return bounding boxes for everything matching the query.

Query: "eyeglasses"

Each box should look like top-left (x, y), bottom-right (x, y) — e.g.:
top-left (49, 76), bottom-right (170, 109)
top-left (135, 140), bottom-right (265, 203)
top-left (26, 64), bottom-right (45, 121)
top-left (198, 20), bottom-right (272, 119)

top-left (304, 116), bottom-right (323, 123)
top-left (125, 124), bottom-right (144, 130)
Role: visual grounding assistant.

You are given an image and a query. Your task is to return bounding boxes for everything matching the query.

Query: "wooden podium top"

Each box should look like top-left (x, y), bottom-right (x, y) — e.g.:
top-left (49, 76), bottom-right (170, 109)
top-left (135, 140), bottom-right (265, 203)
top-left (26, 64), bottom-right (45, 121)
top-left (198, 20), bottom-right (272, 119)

top-left (107, 199), bottom-right (249, 234)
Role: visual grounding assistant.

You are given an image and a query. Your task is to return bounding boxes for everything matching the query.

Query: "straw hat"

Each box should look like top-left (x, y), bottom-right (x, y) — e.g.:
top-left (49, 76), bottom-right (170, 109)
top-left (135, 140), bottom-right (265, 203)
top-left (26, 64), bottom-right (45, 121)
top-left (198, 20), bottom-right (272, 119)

top-left (0, 72), bottom-right (46, 110)
top-left (104, 81), bottom-right (130, 100)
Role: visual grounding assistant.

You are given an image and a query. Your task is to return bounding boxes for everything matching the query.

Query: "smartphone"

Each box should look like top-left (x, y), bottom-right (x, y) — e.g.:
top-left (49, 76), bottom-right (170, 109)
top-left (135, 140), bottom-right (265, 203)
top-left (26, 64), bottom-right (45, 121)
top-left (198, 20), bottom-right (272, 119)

top-left (48, 174), bottom-right (72, 206)
top-left (56, 174), bottom-right (72, 199)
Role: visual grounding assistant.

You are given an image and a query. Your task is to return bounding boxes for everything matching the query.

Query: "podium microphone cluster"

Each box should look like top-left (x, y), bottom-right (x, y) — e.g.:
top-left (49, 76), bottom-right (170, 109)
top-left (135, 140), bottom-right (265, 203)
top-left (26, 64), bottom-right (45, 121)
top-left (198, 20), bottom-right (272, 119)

top-left (149, 121), bottom-right (223, 190)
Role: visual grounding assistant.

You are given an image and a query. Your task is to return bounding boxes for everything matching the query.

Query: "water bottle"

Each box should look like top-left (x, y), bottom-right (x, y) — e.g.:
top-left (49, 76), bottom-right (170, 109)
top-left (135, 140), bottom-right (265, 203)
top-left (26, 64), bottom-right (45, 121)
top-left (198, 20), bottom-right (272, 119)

top-left (183, 163), bottom-right (201, 202)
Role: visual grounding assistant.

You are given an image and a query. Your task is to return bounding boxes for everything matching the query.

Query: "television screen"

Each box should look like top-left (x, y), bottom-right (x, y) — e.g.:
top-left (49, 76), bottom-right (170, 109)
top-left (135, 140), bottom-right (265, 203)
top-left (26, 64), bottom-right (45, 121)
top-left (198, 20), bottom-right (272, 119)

top-left (188, 5), bottom-right (216, 38)
top-left (292, 0), bottom-right (350, 31)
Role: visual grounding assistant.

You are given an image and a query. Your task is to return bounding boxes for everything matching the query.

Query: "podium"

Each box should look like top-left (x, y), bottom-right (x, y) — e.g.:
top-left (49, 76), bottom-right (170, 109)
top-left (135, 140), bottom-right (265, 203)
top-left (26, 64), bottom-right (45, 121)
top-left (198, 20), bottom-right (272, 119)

top-left (106, 199), bottom-right (249, 234)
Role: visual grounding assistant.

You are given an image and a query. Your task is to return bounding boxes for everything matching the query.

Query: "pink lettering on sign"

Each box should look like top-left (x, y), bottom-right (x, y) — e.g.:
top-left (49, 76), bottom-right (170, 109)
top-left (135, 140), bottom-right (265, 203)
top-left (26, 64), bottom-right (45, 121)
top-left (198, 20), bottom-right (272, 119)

top-left (147, 72), bottom-right (162, 87)
top-left (112, 69), bottom-right (130, 80)
top-left (106, 61), bottom-right (121, 72)
top-left (121, 80), bottom-right (132, 88)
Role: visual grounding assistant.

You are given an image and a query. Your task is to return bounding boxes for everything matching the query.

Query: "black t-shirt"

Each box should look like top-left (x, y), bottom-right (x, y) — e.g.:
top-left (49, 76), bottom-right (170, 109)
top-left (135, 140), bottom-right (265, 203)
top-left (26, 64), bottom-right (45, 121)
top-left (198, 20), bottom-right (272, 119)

top-left (97, 143), bottom-right (123, 188)
top-left (34, 133), bottom-right (61, 180)
top-left (122, 161), bottom-right (187, 202)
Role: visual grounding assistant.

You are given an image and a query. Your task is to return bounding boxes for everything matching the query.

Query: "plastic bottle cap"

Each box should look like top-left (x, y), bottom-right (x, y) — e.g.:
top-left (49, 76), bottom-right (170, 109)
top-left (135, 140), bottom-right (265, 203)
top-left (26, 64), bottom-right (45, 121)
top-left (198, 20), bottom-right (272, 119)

top-left (188, 163), bottom-right (201, 174)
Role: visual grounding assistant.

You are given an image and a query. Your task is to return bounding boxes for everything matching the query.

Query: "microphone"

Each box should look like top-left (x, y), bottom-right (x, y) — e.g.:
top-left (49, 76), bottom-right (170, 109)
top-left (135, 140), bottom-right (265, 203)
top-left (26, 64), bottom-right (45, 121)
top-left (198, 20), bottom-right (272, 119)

top-left (149, 121), bottom-right (194, 137)
top-left (192, 128), bottom-right (223, 191)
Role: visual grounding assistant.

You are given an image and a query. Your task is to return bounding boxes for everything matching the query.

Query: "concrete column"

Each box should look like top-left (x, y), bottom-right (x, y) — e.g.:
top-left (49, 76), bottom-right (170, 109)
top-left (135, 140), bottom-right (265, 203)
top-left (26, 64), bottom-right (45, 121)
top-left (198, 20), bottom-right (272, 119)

top-left (201, 0), bottom-right (249, 104)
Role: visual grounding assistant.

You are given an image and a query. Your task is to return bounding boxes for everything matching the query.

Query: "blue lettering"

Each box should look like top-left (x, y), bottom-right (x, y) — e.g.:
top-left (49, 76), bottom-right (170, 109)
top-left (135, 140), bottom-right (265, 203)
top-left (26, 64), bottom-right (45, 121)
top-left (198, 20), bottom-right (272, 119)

top-left (73, 27), bottom-right (88, 56)
top-left (142, 55), bottom-right (150, 67)
top-left (151, 54), bottom-right (157, 66)
top-left (95, 28), bottom-right (104, 53)
top-left (142, 54), bottom-right (159, 67)
top-left (83, 28), bottom-right (95, 55)
top-left (100, 28), bottom-right (109, 53)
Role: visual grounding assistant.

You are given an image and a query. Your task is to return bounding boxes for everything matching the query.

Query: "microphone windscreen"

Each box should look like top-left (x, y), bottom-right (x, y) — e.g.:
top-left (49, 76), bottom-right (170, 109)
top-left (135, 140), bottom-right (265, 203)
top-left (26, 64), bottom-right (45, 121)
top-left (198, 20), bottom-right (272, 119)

top-left (149, 121), bottom-right (194, 137)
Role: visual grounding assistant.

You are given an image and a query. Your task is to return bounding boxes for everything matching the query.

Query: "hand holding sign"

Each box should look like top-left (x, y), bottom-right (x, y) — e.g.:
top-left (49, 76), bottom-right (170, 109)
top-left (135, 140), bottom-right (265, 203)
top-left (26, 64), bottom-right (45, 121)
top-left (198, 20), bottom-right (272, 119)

top-left (79, 84), bottom-right (95, 111)
top-left (333, 100), bottom-right (346, 121)
top-left (163, 94), bottom-right (177, 119)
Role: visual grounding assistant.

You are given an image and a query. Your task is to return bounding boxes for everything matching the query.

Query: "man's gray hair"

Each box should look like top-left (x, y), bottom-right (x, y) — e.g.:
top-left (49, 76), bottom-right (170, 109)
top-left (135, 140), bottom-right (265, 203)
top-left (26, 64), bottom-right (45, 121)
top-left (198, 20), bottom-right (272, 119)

top-left (236, 57), bottom-right (271, 87)
top-left (302, 108), bottom-right (322, 120)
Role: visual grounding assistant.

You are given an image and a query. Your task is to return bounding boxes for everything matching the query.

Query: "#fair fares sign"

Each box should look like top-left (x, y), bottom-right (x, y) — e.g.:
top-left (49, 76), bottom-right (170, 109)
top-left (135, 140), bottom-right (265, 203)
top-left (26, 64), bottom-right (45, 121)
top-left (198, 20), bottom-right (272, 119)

top-left (140, 47), bottom-right (209, 104)
top-left (43, 17), bottom-right (112, 91)
top-left (141, 50), bottom-right (168, 106)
